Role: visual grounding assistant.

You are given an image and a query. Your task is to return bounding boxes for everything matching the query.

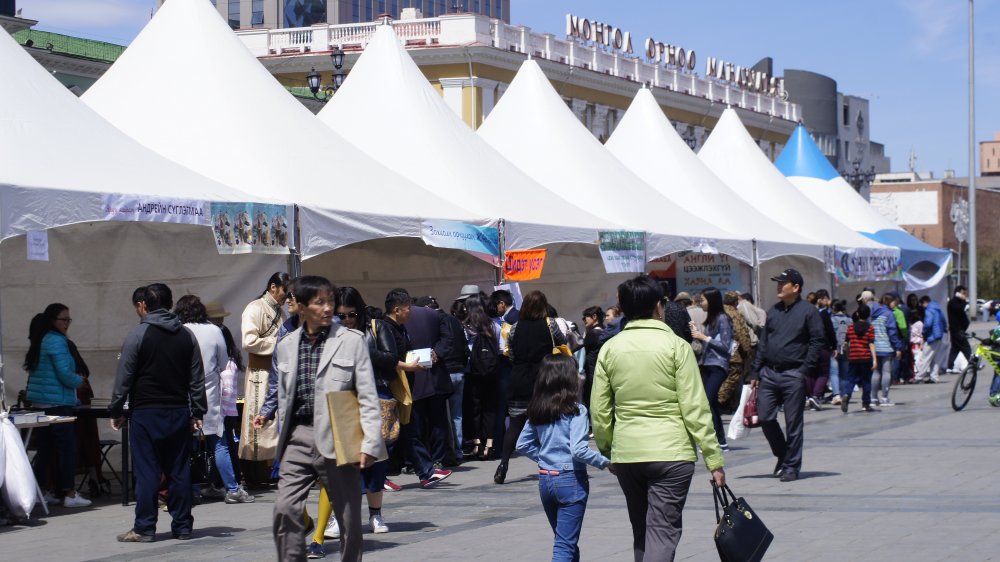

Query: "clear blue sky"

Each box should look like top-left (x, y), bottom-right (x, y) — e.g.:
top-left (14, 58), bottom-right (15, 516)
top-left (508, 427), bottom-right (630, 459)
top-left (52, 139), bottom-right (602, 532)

top-left (18, 0), bottom-right (999, 177)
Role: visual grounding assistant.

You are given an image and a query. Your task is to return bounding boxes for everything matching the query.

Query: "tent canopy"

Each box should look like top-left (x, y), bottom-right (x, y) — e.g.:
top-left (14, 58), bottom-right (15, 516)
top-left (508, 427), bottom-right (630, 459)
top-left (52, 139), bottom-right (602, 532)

top-left (699, 109), bottom-right (898, 257)
top-left (606, 88), bottom-right (826, 263)
top-left (775, 124), bottom-right (951, 274)
top-left (477, 59), bottom-right (752, 263)
top-left (0, 26), bottom-right (271, 239)
top-left (82, 0), bottom-right (480, 258)
top-left (317, 24), bottom-right (617, 250)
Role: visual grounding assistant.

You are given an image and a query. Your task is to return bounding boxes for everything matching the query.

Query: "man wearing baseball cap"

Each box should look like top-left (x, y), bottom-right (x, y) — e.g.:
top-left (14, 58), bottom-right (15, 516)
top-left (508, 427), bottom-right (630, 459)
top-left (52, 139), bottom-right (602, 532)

top-left (749, 268), bottom-right (825, 482)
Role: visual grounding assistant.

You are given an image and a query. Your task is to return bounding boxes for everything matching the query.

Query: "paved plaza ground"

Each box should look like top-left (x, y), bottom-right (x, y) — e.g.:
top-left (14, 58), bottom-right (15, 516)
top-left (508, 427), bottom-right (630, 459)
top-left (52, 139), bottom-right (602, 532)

top-left (5, 327), bottom-right (1000, 561)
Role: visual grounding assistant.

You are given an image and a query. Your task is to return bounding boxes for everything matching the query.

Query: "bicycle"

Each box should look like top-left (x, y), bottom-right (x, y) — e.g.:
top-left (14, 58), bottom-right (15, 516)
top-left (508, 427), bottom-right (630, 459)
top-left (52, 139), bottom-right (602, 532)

top-left (951, 332), bottom-right (1000, 411)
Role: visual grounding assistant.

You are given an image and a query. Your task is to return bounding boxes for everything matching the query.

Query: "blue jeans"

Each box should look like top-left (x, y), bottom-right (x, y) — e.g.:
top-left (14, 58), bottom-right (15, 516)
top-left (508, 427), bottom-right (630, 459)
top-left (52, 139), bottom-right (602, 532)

top-left (842, 363), bottom-right (873, 406)
top-left (990, 372), bottom-right (1000, 395)
top-left (539, 470), bottom-right (589, 562)
top-left (206, 434), bottom-right (239, 492)
top-left (448, 373), bottom-right (465, 458)
top-left (829, 354), bottom-right (843, 398)
top-left (131, 408), bottom-right (193, 537)
top-left (32, 405), bottom-right (76, 495)
top-left (700, 365), bottom-right (728, 446)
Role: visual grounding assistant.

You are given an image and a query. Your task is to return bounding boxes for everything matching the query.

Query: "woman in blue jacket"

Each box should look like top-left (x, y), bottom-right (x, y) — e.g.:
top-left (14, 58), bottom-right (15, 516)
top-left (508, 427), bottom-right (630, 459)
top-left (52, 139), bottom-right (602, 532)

top-left (689, 287), bottom-right (734, 451)
top-left (23, 303), bottom-right (90, 507)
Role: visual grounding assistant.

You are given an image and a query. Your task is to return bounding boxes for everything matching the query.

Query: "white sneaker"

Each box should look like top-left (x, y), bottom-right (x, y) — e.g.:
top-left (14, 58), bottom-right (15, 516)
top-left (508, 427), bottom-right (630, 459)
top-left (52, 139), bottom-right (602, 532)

top-left (43, 491), bottom-right (61, 506)
top-left (324, 518), bottom-right (340, 539)
top-left (369, 513), bottom-right (389, 534)
top-left (62, 494), bottom-right (92, 508)
top-left (880, 398), bottom-right (895, 407)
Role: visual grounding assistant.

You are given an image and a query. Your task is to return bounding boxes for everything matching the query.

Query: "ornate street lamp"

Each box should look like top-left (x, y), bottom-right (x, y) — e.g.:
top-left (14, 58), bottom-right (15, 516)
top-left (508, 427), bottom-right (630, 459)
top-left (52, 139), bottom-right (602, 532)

top-left (681, 126), bottom-right (697, 150)
top-left (842, 157), bottom-right (876, 192)
top-left (306, 47), bottom-right (347, 102)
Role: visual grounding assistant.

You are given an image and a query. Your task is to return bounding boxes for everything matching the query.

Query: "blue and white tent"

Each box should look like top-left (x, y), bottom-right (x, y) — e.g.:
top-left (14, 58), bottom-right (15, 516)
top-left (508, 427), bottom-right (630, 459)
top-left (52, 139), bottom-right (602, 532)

top-left (775, 125), bottom-right (951, 292)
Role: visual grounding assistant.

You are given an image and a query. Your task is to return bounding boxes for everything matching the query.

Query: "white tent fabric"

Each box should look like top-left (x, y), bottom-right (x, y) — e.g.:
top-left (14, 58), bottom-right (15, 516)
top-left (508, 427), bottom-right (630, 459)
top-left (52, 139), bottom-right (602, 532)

top-left (0, 27), bottom-right (270, 238)
top-left (698, 109), bottom-right (898, 259)
top-left (478, 60), bottom-right (753, 264)
top-left (317, 24), bottom-right (618, 250)
top-left (606, 88), bottom-right (826, 263)
top-left (0, 26), bottom-right (285, 398)
top-left (82, 0), bottom-right (481, 259)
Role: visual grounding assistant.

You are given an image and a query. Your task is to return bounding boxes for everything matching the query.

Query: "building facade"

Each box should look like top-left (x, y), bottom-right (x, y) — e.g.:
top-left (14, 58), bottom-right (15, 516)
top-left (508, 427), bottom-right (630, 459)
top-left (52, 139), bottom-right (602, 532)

top-left (982, 132), bottom-right (1000, 176)
top-left (870, 176), bottom-right (1000, 295)
top-left (158, 0), bottom-right (509, 30)
top-left (236, 12), bottom-right (802, 155)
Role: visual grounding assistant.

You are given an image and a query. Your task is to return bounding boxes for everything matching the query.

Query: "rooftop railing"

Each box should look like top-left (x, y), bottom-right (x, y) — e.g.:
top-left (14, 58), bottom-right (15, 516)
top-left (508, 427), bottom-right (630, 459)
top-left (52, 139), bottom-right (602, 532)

top-left (237, 14), bottom-right (798, 122)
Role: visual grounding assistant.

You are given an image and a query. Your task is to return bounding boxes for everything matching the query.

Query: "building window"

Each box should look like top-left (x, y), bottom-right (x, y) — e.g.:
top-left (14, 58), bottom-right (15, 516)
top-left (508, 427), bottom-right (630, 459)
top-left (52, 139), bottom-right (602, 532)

top-left (366, 0), bottom-right (373, 19)
top-left (352, 0), bottom-right (360, 21)
top-left (426, 0), bottom-right (434, 16)
top-left (495, 0), bottom-right (501, 19)
top-left (284, 0), bottom-right (327, 27)
top-left (472, 0), bottom-right (479, 12)
top-left (484, 0), bottom-right (491, 17)
top-left (392, 0), bottom-right (398, 17)
top-left (252, 0), bottom-right (264, 26)
top-left (378, 0), bottom-right (385, 13)
top-left (843, 103), bottom-right (849, 126)
top-left (228, 0), bottom-right (240, 28)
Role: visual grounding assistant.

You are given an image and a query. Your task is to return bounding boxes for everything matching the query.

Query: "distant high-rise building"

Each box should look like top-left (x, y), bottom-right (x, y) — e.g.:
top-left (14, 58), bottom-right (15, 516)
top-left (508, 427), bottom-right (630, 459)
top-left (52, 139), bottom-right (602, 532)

top-left (157, 0), bottom-right (509, 29)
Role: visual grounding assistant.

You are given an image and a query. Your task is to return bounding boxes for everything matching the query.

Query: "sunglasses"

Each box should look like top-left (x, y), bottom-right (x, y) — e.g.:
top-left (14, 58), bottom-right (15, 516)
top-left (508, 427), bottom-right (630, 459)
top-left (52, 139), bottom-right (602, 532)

top-left (335, 311), bottom-right (359, 320)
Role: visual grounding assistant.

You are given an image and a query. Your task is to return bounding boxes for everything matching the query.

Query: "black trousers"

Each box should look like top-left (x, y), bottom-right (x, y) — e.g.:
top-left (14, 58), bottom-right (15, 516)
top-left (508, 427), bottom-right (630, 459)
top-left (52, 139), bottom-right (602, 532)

top-left (756, 366), bottom-right (806, 475)
top-left (416, 394), bottom-right (451, 465)
top-left (614, 461), bottom-right (695, 562)
top-left (949, 333), bottom-right (972, 370)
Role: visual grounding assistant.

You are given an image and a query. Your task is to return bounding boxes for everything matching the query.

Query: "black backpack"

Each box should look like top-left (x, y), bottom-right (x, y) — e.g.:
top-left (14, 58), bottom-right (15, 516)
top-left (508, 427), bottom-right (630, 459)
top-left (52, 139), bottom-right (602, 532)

top-left (468, 332), bottom-right (499, 378)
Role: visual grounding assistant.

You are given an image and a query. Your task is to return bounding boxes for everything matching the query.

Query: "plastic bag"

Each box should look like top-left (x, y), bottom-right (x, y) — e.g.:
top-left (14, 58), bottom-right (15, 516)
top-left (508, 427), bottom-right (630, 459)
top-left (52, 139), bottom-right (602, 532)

top-left (743, 387), bottom-right (762, 428)
top-left (1, 417), bottom-right (38, 518)
top-left (727, 385), bottom-right (753, 441)
top-left (952, 352), bottom-right (969, 373)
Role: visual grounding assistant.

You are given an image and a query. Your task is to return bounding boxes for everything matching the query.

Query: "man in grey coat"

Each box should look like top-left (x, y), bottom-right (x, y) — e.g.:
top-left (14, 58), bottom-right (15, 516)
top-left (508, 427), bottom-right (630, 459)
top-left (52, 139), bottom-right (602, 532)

top-left (271, 276), bottom-right (386, 562)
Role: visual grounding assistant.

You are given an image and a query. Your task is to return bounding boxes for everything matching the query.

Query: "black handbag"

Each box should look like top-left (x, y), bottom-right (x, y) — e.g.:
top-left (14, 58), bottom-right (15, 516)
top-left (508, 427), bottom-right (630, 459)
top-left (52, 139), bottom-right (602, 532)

top-left (712, 482), bottom-right (773, 562)
top-left (190, 429), bottom-right (215, 485)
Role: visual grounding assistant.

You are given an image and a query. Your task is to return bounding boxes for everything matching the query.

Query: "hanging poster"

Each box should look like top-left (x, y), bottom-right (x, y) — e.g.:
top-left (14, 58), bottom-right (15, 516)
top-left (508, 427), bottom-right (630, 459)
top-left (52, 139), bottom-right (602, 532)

top-left (675, 253), bottom-right (742, 294)
top-left (103, 195), bottom-right (208, 225)
top-left (209, 202), bottom-right (291, 255)
top-left (598, 231), bottom-right (646, 273)
top-left (26, 231), bottom-right (48, 262)
top-left (835, 248), bottom-right (902, 282)
top-left (503, 249), bottom-right (546, 281)
top-left (422, 220), bottom-right (500, 266)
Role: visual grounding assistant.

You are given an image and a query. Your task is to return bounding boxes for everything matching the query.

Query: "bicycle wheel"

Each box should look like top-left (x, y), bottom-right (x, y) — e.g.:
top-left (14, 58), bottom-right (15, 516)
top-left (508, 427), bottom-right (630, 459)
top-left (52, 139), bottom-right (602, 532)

top-left (952, 362), bottom-right (977, 411)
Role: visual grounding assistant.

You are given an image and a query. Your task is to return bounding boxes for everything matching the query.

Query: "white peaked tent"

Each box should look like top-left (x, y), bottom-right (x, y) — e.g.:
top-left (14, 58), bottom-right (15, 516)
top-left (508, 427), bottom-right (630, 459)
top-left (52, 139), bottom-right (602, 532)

top-left (318, 24), bottom-right (619, 250)
top-left (775, 124), bottom-right (952, 294)
top-left (606, 88), bottom-right (826, 263)
top-left (478, 60), bottom-right (753, 264)
top-left (0, 26), bottom-right (285, 397)
top-left (83, 0), bottom-right (499, 306)
top-left (699, 108), bottom-right (901, 301)
top-left (82, 0), bottom-right (480, 259)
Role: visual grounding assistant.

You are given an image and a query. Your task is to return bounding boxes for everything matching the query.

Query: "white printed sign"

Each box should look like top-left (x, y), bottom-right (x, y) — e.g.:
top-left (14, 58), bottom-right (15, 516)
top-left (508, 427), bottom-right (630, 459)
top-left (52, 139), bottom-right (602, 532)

top-left (103, 195), bottom-right (208, 225)
top-left (26, 231), bottom-right (48, 261)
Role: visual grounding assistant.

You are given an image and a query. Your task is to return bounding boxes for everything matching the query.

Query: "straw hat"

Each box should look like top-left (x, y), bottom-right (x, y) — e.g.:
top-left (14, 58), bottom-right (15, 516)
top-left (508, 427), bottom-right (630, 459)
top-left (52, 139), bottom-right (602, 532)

top-left (204, 301), bottom-right (231, 319)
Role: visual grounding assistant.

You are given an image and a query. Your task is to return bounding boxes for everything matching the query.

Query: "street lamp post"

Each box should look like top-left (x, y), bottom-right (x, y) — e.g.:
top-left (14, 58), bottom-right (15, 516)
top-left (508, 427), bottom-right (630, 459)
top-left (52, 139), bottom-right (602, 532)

top-left (841, 157), bottom-right (876, 193)
top-left (306, 46), bottom-right (347, 102)
top-left (968, 0), bottom-right (977, 314)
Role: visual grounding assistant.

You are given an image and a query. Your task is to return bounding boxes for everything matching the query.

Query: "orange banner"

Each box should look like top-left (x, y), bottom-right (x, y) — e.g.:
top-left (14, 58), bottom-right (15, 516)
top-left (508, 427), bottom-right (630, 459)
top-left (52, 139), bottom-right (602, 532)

top-left (504, 249), bottom-right (547, 281)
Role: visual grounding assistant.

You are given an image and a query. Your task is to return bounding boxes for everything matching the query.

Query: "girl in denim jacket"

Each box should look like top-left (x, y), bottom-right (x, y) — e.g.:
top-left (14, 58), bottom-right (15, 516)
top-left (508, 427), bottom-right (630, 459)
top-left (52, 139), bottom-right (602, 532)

top-left (517, 354), bottom-right (610, 562)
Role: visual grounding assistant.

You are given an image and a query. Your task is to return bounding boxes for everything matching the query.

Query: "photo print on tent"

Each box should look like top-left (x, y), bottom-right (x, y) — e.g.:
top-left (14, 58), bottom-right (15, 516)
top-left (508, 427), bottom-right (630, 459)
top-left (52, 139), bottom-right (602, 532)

top-left (209, 202), bottom-right (291, 255)
top-left (598, 231), bottom-right (646, 273)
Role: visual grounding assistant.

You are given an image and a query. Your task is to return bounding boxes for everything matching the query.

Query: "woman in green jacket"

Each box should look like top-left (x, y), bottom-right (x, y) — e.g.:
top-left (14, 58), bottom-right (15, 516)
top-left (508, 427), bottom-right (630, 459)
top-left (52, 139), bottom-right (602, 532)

top-left (591, 276), bottom-right (725, 561)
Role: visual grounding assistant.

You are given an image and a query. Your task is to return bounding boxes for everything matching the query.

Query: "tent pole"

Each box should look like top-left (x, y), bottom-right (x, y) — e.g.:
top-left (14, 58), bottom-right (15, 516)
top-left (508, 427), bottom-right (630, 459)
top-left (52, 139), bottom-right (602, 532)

top-left (751, 240), bottom-right (760, 306)
top-left (288, 204), bottom-right (302, 278)
top-left (496, 218), bottom-right (506, 285)
top-left (0, 286), bottom-right (6, 412)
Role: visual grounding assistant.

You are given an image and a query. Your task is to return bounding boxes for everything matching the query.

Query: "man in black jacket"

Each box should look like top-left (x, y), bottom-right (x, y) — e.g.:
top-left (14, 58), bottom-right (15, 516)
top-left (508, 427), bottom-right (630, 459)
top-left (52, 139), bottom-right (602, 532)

top-left (947, 286), bottom-right (971, 371)
top-left (750, 269), bottom-right (825, 483)
top-left (109, 283), bottom-right (207, 542)
top-left (419, 297), bottom-right (469, 465)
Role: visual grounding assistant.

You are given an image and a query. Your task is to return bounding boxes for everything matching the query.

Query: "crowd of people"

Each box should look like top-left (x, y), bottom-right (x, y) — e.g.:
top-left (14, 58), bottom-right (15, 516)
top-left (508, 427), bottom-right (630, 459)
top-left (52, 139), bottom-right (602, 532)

top-left (19, 268), bottom-right (988, 561)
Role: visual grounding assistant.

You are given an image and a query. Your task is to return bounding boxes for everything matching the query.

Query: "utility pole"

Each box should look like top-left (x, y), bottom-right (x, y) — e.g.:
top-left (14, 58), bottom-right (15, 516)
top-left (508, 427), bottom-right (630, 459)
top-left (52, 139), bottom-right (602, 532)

top-left (968, 0), bottom-right (977, 317)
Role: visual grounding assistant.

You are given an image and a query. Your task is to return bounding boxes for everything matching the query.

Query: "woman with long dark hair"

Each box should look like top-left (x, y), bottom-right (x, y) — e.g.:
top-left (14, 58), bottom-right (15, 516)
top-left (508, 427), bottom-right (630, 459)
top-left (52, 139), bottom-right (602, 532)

top-left (24, 303), bottom-right (90, 507)
top-left (495, 290), bottom-right (567, 484)
top-left (689, 287), bottom-right (733, 450)
top-left (175, 295), bottom-right (253, 504)
top-left (464, 296), bottom-right (500, 460)
top-left (307, 286), bottom-right (399, 555)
